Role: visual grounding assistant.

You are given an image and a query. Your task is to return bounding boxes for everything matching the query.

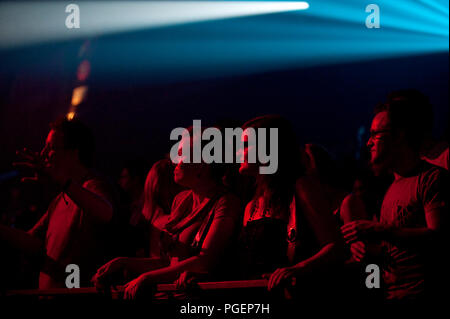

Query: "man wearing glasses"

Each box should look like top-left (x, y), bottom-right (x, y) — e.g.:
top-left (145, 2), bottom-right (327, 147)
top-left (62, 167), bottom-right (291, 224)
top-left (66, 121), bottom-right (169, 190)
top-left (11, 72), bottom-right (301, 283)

top-left (341, 90), bottom-right (449, 300)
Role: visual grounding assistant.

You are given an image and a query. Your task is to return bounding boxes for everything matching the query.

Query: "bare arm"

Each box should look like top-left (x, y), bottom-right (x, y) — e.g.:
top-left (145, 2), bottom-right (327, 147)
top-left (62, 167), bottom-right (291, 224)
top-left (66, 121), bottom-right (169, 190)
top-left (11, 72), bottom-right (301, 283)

top-left (296, 177), bottom-right (345, 268)
top-left (340, 194), bottom-right (381, 262)
top-left (340, 193), bottom-right (369, 224)
top-left (384, 167), bottom-right (447, 245)
top-left (0, 224), bottom-right (44, 257)
top-left (131, 255), bottom-right (211, 284)
top-left (125, 257), bottom-right (170, 276)
top-left (342, 169), bottom-right (448, 248)
top-left (386, 168), bottom-right (448, 245)
top-left (14, 149), bottom-right (114, 224)
top-left (292, 243), bottom-right (339, 274)
top-left (382, 208), bottom-right (444, 246)
top-left (65, 179), bottom-right (114, 224)
top-left (267, 178), bottom-right (344, 290)
top-left (124, 194), bottom-right (240, 291)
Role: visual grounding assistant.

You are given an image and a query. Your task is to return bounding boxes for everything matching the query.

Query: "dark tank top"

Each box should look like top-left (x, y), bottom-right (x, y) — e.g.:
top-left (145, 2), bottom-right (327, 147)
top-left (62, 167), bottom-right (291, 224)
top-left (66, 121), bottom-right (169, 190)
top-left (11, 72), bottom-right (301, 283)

top-left (238, 218), bottom-right (289, 279)
top-left (238, 195), bottom-right (321, 278)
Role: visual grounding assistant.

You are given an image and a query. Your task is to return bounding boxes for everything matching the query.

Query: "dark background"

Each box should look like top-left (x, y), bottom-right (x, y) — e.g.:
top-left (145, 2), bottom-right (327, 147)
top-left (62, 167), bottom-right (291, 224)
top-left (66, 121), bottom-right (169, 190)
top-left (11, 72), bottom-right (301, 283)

top-left (1, 46), bottom-right (448, 177)
top-left (0, 0), bottom-right (448, 292)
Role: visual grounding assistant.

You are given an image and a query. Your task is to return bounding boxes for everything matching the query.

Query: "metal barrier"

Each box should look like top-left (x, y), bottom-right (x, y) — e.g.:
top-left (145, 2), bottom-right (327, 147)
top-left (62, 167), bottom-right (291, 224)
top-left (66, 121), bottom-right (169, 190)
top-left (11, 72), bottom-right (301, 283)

top-left (5, 279), bottom-right (269, 298)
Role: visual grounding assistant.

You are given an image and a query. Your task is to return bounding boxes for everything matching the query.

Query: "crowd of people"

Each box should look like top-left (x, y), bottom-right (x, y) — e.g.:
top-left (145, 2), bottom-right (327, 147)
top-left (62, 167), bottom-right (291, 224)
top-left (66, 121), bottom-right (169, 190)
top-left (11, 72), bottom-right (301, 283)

top-left (0, 89), bottom-right (448, 301)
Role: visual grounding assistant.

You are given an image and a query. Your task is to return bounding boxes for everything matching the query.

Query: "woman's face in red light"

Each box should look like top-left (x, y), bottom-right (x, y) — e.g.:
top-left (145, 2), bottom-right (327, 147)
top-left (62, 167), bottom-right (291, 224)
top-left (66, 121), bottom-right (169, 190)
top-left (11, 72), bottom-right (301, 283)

top-left (173, 134), bottom-right (207, 188)
top-left (238, 130), bottom-right (259, 176)
top-left (174, 161), bottom-right (205, 188)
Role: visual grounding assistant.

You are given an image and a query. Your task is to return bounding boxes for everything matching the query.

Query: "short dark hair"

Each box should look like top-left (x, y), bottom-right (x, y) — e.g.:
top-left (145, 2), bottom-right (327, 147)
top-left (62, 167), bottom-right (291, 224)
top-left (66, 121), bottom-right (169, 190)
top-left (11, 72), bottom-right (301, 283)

top-left (50, 117), bottom-right (95, 167)
top-left (375, 89), bottom-right (433, 150)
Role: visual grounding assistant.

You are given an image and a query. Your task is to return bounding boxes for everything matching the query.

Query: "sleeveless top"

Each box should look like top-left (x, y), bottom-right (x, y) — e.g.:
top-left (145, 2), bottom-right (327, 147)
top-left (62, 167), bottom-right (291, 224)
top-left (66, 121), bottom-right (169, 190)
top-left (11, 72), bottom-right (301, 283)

top-left (158, 189), bottom-right (241, 267)
top-left (158, 190), bottom-right (222, 261)
top-left (238, 195), bottom-right (320, 278)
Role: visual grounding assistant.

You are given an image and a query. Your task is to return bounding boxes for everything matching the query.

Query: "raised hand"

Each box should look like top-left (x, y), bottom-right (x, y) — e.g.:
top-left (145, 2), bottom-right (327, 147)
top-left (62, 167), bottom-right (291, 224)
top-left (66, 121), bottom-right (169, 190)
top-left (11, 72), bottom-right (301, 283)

top-left (13, 147), bottom-right (69, 185)
top-left (13, 148), bottom-right (45, 183)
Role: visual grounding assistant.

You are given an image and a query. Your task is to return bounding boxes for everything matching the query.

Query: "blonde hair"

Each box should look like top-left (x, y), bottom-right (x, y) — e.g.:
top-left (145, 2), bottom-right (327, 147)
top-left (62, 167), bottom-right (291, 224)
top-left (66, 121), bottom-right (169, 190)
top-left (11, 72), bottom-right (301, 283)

top-left (141, 158), bottom-right (182, 222)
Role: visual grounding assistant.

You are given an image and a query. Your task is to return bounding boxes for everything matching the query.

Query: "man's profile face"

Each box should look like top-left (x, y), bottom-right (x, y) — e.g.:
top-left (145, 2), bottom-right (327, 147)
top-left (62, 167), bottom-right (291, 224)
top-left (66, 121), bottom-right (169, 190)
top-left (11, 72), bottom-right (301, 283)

top-left (40, 129), bottom-right (72, 172)
top-left (367, 111), bottom-right (394, 174)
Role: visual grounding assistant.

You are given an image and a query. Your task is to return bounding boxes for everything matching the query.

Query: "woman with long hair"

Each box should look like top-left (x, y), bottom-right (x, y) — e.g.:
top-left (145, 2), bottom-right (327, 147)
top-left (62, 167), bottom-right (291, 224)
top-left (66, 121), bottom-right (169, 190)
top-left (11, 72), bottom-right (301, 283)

top-left (92, 128), bottom-right (241, 299)
top-left (141, 158), bottom-right (185, 258)
top-left (237, 115), bottom-right (344, 296)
